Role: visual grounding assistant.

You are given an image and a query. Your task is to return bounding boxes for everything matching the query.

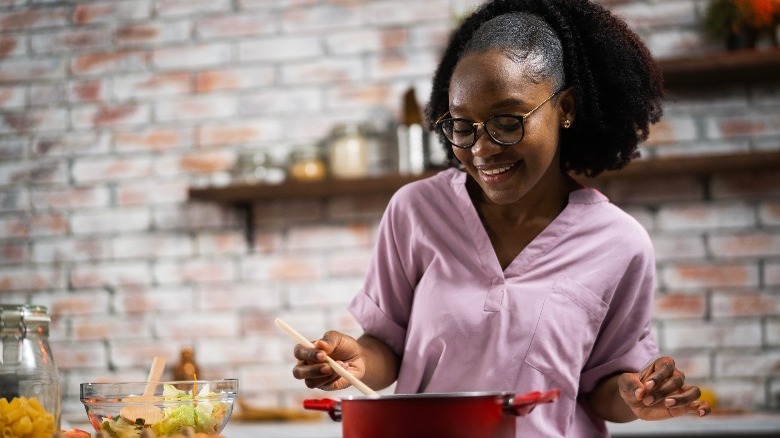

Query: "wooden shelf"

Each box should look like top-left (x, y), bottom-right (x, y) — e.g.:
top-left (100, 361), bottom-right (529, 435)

top-left (657, 48), bottom-right (780, 88)
top-left (189, 151), bottom-right (780, 204)
top-left (189, 170), bottom-right (441, 204)
top-left (593, 149), bottom-right (780, 180)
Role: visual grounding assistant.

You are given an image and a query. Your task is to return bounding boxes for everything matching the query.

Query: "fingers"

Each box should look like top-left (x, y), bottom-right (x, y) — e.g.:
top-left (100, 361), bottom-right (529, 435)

top-left (617, 372), bottom-right (645, 403)
top-left (640, 356), bottom-right (675, 392)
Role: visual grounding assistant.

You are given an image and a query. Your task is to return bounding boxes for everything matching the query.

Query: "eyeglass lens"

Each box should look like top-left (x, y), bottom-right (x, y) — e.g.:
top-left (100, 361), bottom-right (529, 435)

top-left (440, 115), bottom-right (524, 148)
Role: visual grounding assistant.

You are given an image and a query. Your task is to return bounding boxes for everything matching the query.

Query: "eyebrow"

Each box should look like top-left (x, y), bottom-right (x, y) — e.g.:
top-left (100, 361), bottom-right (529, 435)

top-left (450, 96), bottom-right (528, 114)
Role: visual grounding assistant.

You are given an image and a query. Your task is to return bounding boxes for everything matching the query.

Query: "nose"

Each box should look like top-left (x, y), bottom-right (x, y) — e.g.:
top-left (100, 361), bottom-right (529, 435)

top-left (470, 123), bottom-right (503, 157)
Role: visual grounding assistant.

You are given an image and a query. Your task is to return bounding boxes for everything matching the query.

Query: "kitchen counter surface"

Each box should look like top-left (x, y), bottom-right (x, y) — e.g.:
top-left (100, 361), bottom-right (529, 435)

top-left (221, 413), bottom-right (780, 437)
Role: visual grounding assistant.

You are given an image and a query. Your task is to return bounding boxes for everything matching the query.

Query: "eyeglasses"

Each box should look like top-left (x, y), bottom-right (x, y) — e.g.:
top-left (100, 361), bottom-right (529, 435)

top-left (434, 90), bottom-right (560, 149)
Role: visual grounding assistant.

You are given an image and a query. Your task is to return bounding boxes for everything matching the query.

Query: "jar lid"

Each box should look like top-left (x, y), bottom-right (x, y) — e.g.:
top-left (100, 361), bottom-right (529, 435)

top-left (0, 304), bottom-right (50, 325)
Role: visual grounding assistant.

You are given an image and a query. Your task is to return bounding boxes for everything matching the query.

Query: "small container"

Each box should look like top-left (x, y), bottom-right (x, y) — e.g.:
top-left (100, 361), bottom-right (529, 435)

top-left (232, 149), bottom-right (286, 185)
top-left (328, 123), bottom-right (369, 179)
top-left (0, 304), bottom-right (61, 435)
top-left (173, 346), bottom-right (201, 382)
top-left (289, 146), bottom-right (326, 182)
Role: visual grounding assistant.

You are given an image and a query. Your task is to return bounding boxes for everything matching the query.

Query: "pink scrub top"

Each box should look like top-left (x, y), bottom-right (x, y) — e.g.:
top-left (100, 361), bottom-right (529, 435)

top-left (348, 168), bottom-right (659, 437)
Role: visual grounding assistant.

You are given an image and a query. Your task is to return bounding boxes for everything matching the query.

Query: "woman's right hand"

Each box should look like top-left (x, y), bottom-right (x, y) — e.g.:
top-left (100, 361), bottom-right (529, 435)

top-left (291, 330), bottom-right (366, 391)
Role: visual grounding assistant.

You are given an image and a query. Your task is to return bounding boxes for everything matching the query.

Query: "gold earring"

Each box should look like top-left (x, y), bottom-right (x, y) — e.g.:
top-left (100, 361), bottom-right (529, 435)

top-left (562, 119), bottom-right (571, 129)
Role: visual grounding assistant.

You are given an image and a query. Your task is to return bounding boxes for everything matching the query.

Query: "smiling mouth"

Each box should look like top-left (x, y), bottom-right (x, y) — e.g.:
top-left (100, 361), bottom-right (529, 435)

top-left (479, 163), bottom-right (516, 176)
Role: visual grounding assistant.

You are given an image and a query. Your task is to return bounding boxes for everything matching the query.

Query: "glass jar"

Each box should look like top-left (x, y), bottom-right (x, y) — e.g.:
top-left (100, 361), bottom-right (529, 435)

top-left (232, 149), bottom-right (286, 185)
top-left (288, 146), bottom-right (326, 182)
top-left (0, 304), bottom-right (61, 436)
top-left (327, 123), bottom-right (369, 179)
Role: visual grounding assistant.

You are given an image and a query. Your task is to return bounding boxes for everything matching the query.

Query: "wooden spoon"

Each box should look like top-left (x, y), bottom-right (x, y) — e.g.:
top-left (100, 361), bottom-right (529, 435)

top-left (119, 356), bottom-right (166, 425)
top-left (275, 318), bottom-right (380, 398)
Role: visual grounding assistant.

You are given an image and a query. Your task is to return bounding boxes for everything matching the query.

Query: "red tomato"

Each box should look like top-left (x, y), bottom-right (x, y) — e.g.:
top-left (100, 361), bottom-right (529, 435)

top-left (61, 429), bottom-right (92, 438)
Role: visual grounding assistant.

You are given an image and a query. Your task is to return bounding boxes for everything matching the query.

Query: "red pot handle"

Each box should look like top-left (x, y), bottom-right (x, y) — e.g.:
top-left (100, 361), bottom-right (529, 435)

top-left (504, 389), bottom-right (560, 417)
top-left (303, 398), bottom-right (342, 422)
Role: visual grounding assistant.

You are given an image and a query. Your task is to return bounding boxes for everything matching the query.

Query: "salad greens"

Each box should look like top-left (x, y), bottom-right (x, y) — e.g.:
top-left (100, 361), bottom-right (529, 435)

top-left (100, 384), bottom-right (227, 438)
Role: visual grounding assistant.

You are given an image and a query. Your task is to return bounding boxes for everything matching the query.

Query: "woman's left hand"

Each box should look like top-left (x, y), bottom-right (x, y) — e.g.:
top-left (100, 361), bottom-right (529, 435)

top-left (618, 356), bottom-right (711, 420)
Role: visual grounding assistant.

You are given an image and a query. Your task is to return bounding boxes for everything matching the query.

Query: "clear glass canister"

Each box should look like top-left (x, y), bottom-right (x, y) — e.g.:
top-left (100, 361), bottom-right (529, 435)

top-left (327, 123), bottom-right (369, 179)
top-left (0, 304), bottom-right (61, 437)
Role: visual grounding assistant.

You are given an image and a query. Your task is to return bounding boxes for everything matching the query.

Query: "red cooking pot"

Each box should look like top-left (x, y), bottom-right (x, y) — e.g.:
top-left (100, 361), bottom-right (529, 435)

top-left (304, 389), bottom-right (559, 438)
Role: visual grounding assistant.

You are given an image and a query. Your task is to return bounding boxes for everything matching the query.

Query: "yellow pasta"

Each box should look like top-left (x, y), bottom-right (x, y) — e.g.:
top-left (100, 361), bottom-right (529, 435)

top-left (0, 397), bottom-right (55, 438)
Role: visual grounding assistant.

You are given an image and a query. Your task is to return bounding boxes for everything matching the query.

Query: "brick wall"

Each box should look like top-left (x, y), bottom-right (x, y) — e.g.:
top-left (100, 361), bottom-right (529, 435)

top-left (1, 0), bottom-right (779, 417)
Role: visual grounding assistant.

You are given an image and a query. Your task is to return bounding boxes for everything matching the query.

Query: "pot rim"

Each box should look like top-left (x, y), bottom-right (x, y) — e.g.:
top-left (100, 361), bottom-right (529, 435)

top-left (342, 391), bottom-right (513, 401)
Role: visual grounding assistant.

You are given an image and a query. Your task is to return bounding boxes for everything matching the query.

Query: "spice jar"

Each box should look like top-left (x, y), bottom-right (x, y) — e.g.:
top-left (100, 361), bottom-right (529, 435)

top-left (232, 149), bottom-right (286, 185)
top-left (327, 123), bottom-right (369, 179)
top-left (288, 146), bottom-right (326, 182)
top-left (0, 304), bottom-right (61, 436)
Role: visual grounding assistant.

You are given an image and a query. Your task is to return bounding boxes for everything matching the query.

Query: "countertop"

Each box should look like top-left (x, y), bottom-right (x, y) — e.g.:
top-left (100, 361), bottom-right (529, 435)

top-left (221, 413), bottom-right (780, 438)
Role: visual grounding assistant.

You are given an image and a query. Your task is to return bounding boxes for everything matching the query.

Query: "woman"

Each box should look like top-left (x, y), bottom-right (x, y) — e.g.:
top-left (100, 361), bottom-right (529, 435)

top-left (291, 0), bottom-right (711, 435)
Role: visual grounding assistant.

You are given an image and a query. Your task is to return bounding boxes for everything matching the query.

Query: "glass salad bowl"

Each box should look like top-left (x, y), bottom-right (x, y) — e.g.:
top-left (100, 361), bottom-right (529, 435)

top-left (80, 379), bottom-right (238, 438)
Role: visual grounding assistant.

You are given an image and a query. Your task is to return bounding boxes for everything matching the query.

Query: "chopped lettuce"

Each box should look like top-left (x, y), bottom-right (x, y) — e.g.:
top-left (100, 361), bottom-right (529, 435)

top-left (103, 384), bottom-right (226, 438)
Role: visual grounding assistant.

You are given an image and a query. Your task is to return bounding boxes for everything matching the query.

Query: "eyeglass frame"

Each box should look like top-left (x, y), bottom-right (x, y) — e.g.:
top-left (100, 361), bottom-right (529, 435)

top-left (434, 89), bottom-right (562, 149)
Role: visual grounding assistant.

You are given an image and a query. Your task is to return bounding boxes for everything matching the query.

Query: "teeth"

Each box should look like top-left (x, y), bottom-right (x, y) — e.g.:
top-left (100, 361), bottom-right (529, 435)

top-left (481, 164), bottom-right (514, 176)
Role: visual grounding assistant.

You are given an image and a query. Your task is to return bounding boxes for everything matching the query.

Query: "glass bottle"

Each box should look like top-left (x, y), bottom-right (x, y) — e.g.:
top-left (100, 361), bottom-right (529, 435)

top-left (0, 304), bottom-right (61, 435)
top-left (173, 346), bottom-right (200, 382)
top-left (396, 86), bottom-right (429, 175)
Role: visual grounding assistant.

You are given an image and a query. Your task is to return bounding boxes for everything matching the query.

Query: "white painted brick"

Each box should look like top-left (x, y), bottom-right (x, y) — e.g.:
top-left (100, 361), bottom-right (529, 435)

top-left (0, 85), bottom-right (27, 109)
top-left (767, 262), bottom-right (780, 287)
top-left (281, 4), bottom-right (362, 32)
top-left (239, 87), bottom-right (323, 116)
top-left (154, 258), bottom-right (238, 284)
top-left (113, 72), bottom-right (192, 99)
top-left (32, 237), bottom-right (112, 263)
top-left (196, 282), bottom-right (281, 311)
top-left (0, 108), bottom-right (67, 134)
top-left (652, 234), bottom-right (706, 262)
top-left (657, 202), bottom-right (757, 231)
top-left (281, 58), bottom-right (363, 85)
top-left (364, 0), bottom-right (451, 26)
top-left (33, 132), bottom-right (111, 157)
top-left (0, 265), bottom-right (65, 291)
top-left (152, 43), bottom-right (232, 70)
top-left (71, 207), bottom-right (152, 234)
top-left (113, 233), bottom-right (194, 259)
top-left (195, 231), bottom-right (247, 256)
top-left (366, 52), bottom-right (438, 80)
top-left (239, 36), bottom-right (322, 62)
top-left (72, 156), bottom-right (153, 183)
top-left (154, 203), bottom-right (240, 231)
top-left (70, 261), bottom-right (151, 289)
top-left (49, 340), bottom-right (108, 370)
top-left (113, 284), bottom-right (196, 314)
top-left (716, 351), bottom-right (780, 378)
top-left (286, 224), bottom-right (372, 250)
top-left (153, 312), bottom-right (240, 340)
top-left (31, 186), bottom-right (111, 210)
top-left (287, 278), bottom-right (363, 308)
top-left (71, 103), bottom-right (151, 129)
top-left (155, 0), bottom-right (232, 17)
top-left (238, 364), bottom-right (310, 393)
top-left (155, 95), bottom-right (237, 122)
top-left (662, 321), bottom-right (761, 350)
top-left (197, 336), bottom-right (286, 365)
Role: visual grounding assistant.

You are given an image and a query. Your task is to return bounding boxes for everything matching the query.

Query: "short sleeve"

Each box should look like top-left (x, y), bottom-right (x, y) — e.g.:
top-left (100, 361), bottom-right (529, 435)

top-left (579, 241), bottom-right (660, 393)
top-left (347, 188), bottom-right (419, 357)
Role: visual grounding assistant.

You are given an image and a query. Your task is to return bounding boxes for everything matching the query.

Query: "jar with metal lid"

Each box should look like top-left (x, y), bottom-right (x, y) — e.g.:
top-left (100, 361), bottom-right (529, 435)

top-left (327, 122), bottom-right (369, 179)
top-left (289, 146), bottom-right (326, 182)
top-left (0, 304), bottom-right (61, 436)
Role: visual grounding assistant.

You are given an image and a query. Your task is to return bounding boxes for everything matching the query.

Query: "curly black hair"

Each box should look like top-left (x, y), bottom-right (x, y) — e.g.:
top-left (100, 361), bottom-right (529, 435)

top-left (425, 0), bottom-right (664, 177)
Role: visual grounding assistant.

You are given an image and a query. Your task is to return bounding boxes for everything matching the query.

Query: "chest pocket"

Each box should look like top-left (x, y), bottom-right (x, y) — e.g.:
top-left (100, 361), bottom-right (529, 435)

top-left (524, 277), bottom-right (609, 400)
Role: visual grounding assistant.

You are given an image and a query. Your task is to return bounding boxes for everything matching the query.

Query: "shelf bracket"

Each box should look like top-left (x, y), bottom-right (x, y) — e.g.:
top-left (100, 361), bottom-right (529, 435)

top-left (239, 202), bottom-right (254, 250)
